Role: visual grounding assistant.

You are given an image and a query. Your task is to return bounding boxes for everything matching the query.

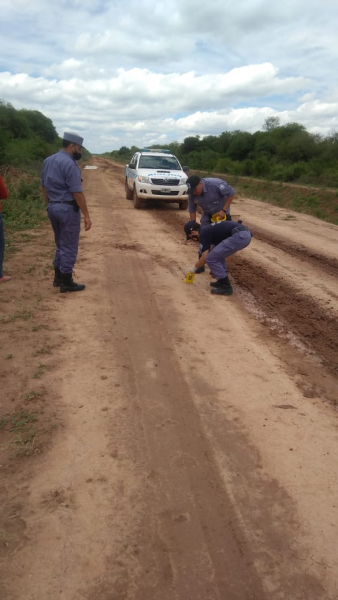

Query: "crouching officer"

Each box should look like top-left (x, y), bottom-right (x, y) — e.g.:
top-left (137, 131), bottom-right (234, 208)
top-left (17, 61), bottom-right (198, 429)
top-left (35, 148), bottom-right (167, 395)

top-left (41, 131), bottom-right (91, 293)
top-left (186, 175), bottom-right (235, 225)
top-left (184, 220), bottom-right (252, 295)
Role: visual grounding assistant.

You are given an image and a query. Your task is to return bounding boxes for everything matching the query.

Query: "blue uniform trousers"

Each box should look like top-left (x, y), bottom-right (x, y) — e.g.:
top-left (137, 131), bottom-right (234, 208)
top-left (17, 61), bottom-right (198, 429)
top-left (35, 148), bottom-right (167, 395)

top-left (47, 203), bottom-right (81, 274)
top-left (206, 230), bottom-right (251, 280)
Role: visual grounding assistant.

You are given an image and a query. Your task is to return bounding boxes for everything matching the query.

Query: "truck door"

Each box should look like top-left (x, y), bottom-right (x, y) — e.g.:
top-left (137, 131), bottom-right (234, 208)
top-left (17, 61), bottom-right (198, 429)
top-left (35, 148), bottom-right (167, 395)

top-left (128, 154), bottom-right (138, 189)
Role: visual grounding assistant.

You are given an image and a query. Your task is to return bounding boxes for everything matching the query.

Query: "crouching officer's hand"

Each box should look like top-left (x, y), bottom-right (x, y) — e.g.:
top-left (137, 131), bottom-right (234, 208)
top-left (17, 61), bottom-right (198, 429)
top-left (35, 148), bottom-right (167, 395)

top-left (188, 265), bottom-right (196, 274)
top-left (84, 216), bottom-right (92, 231)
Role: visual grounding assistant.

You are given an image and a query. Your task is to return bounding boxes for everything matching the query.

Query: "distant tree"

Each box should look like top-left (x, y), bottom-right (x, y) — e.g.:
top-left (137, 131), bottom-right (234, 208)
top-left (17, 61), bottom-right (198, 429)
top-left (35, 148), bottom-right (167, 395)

top-left (227, 131), bottom-right (254, 161)
top-left (253, 131), bottom-right (276, 159)
top-left (182, 136), bottom-right (201, 154)
top-left (118, 146), bottom-right (130, 155)
top-left (20, 109), bottom-right (57, 142)
top-left (263, 116), bottom-right (281, 132)
top-left (0, 101), bottom-right (30, 139)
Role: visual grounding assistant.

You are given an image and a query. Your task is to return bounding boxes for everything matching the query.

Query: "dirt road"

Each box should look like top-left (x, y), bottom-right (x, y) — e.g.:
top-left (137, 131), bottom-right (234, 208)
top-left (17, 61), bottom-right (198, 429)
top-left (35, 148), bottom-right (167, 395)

top-left (1, 159), bottom-right (338, 600)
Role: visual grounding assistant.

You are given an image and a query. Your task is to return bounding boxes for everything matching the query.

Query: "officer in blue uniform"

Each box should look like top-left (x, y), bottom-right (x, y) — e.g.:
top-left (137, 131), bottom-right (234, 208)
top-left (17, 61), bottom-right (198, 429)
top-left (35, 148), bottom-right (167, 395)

top-left (184, 219), bottom-right (252, 295)
top-left (186, 175), bottom-right (235, 226)
top-left (41, 132), bottom-right (92, 293)
top-left (186, 175), bottom-right (236, 274)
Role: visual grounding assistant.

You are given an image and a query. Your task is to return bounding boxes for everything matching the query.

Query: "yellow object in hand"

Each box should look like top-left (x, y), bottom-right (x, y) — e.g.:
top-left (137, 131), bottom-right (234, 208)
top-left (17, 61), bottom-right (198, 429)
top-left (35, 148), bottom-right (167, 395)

top-left (210, 213), bottom-right (227, 223)
top-left (185, 272), bottom-right (195, 284)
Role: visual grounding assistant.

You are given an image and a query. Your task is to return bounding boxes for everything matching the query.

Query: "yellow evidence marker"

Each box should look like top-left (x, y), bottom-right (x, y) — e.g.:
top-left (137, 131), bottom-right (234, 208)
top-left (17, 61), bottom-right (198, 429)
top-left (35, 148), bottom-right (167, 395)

top-left (185, 271), bottom-right (195, 284)
top-left (210, 214), bottom-right (227, 223)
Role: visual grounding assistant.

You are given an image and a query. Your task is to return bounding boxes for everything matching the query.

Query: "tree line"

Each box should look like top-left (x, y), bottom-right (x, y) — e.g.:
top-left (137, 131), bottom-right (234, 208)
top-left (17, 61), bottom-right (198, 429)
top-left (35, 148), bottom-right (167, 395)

top-left (109, 118), bottom-right (338, 188)
top-left (0, 100), bottom-right (90, 167)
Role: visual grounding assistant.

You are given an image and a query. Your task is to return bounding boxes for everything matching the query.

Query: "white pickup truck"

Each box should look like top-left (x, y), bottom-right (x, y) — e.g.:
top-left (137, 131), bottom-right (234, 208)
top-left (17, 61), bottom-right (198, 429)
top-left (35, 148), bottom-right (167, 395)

top-left (125, 149), bottom-right (189, 209)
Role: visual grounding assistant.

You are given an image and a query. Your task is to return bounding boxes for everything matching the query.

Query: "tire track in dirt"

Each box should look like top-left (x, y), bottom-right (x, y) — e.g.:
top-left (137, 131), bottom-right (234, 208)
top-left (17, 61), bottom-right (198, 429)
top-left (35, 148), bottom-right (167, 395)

top-left (247, 225), bottom-right (338, 278)
top-left (151, 210), bottom-right (338, 382)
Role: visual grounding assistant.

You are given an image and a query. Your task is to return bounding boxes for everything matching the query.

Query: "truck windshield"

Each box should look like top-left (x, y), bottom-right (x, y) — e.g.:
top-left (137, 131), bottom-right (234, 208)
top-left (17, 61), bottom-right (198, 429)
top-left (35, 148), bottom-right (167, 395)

top-left (138, 156), bottom-right (181, 170)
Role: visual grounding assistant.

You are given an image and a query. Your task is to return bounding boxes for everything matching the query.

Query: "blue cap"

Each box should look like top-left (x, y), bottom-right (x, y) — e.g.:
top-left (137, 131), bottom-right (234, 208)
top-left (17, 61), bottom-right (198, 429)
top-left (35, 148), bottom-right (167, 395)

top-left (63, 131), bottom-right (84, 146)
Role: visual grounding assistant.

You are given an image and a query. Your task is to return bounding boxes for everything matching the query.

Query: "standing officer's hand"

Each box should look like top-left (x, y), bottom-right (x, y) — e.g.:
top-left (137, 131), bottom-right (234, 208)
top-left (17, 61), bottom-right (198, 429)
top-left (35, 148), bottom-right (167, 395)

top-left (84, 216), bottom-right (92, 231)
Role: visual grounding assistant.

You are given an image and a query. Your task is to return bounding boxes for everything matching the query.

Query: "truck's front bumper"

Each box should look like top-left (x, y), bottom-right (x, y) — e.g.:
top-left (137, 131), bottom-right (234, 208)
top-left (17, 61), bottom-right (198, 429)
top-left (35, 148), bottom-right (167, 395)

top-left (136, 185), bottom-right (188, 201)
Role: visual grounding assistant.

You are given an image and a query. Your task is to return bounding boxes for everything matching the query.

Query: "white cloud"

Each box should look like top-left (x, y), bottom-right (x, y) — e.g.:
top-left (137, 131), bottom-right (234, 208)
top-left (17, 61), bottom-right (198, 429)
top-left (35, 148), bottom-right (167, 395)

top-left (0, 0), bottom-right (337, 151)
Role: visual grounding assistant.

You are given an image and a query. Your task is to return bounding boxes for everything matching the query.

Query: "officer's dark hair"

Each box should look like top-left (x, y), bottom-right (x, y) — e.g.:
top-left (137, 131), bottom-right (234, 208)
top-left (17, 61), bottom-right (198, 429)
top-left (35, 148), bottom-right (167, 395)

top-left (62, 140), bottom-right (74, 148)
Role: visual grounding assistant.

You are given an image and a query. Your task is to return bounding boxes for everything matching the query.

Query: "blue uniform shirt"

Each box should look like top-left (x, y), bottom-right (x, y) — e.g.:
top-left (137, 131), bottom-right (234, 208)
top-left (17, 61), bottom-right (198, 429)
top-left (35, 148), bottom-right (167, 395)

top-left (188, 178), bottom-right (235, 218)
top-left (199, 221), bottom-right (244, 253)
top-left (41, 150), bottom-right (82, 202)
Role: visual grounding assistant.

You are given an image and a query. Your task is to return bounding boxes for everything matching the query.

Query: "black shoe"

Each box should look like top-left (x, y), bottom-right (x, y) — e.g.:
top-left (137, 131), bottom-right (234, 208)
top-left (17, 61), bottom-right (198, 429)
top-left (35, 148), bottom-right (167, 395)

top-left (210, 277), bottom-right (233, 295)
top-left (210, 276), bottom-right (231, 288)
top-left (60, 272), bottom-right (85, 293)
top-left (53, 267), bottom-right (62, 287)
top-left (195, 265), bottom-right (205, 274)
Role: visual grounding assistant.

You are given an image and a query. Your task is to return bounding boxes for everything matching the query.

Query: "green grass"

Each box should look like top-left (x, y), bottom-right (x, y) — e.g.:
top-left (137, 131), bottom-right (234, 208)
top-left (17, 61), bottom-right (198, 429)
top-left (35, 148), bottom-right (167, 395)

top-left (206, 173), bottom-right (338, 225)
top-left (2, 174), bottom-right (47, 231)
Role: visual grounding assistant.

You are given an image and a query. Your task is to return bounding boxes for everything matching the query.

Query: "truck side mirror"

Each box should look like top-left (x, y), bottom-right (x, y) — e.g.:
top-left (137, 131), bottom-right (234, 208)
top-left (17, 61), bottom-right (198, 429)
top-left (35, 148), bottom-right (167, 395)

top-left (183, 166), bottom-right (189, 173)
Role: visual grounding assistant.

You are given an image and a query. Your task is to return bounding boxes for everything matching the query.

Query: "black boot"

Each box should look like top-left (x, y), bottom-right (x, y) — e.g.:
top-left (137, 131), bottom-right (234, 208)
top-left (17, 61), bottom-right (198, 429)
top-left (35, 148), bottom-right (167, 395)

top-left (60, 272), bottom-right (85, 293)
top-left (210, 276), bottom-right (231, 288)
top-left (210, 277), bottom-right (233, 295)
top-left (53, 267), bottom-right (62, 287)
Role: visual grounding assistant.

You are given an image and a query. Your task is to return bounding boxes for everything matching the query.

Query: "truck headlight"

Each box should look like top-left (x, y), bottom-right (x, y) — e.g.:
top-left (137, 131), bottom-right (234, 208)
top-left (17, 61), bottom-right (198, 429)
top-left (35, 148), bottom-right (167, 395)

top-left (181, 178), bottom-right (188, 185)
top-left (138, 176), bottom-right (151, 183)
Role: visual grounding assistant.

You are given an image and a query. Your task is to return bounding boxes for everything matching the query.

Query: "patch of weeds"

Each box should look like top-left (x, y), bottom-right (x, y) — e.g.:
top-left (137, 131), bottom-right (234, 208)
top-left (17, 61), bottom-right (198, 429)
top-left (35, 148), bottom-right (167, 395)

top-left (5, 354), bottom-right (13, 359)
top-left (33, 346), bottom-right (53, 357)
top-left (10, 410), bottom-right (38, 432)
top-left (10, 429), bottom-right (37, 456)
top-left (24, 390), bottom-right (45, 402)
top-left (33, 363), bottom-right (48, 379)
top-left (0, 311), bottom-right (33, 324)
top-left (4, 238), bottom-right (18, 255)
top-left (25, 266), bottom-right (36, 275)
top-left (0, 410), bottom-right (38, 457)
top-left (18, 233), bottom-right (35, 242)
top-left (305, 195), bottom-right (320, 208)
top-left (0, 416), bottom-right (10, 430)
top-left (0, 408), bottom-right (56, 457)
top-left (282, 214), bottom-right (297, 220)
top-left (31, 324), bottom-right (49, 332)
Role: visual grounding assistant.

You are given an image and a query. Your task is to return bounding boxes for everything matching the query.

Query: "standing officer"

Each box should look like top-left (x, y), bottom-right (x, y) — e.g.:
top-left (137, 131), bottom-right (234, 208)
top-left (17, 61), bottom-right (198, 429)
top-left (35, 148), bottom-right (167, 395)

top-left (186, 175), bottom-right (235, 226)
top-left (184, 219), bottom-right (252, 295)
top-left (41, 132), bottom-right (92, 293)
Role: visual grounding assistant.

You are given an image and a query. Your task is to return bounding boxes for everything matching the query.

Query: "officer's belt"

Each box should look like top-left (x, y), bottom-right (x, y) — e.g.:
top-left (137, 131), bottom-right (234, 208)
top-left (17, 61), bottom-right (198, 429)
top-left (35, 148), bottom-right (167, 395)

top-left (49, 200), bottom-right (77, 205)
top-left (231, 225), bottom-right (249, 235)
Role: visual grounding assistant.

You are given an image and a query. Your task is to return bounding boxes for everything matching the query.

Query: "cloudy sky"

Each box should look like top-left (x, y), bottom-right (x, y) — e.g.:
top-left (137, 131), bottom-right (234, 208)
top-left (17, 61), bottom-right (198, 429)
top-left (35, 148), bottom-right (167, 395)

top-left (1, 0), bottom-right (337, 153)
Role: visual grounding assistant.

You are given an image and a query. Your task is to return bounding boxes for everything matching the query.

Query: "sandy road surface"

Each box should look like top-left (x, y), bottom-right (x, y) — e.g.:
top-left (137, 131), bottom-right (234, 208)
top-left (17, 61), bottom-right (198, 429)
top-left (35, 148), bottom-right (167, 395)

top-left (1, 159), bottom-right (338, 600)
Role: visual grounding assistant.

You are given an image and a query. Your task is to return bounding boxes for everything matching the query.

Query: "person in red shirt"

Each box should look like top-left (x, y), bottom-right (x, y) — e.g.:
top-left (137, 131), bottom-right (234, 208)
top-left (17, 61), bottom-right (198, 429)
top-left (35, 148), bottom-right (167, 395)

top-left (0, 175), bottom-right (11, 283)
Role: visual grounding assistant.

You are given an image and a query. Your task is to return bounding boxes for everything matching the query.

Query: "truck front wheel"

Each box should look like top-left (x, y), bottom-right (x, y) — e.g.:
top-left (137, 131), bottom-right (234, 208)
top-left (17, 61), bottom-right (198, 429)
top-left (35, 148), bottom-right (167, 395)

top-left (125, 179), bottom-right (133, 199)
top-left (133, 187), bottom-right (143, 209)
top-left (179, 200), bottom-right (188, 210)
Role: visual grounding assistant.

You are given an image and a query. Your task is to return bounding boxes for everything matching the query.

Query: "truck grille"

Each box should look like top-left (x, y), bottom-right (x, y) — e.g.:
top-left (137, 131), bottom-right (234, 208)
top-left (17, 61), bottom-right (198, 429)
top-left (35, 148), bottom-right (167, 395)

top-left (151, 190), bottom-right (179, 196)
top-left (151, 178), bottom-right (180, 185)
